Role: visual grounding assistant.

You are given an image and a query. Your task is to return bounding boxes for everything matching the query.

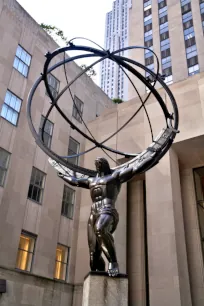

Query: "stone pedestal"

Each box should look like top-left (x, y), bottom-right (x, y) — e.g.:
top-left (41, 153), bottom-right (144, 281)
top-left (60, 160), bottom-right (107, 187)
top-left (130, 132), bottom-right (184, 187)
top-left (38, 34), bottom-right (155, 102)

top-left (82, 272), bottom-right (128, 306)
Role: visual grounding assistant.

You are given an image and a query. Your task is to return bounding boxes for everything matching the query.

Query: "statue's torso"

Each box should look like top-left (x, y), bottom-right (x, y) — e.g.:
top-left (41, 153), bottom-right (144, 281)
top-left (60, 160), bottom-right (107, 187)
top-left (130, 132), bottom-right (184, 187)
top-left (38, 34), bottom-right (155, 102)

top-left (89, 175), bottom-right (121, 215)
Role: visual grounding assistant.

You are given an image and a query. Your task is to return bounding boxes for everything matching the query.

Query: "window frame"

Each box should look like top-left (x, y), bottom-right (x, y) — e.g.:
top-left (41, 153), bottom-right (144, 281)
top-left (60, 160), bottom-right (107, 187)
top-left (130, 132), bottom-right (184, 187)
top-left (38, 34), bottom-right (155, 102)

top-left (27, 167), bottom-right (46, 204)
top-left (68, 137), bottom-right (80, 166)
top-left (0, 147), bottom-right (11, 187)
top-left (46, 73), bottom-right (60, 100)
top-left (54, 244), bottom-right (70, 282)
top-left (61, 185), bottom-right (75, 219)
top-left (193, 166), bottom-right (204, 262)
top-left (16, 230), bottom-right (37, 272)
top-left (39, 115), bottom-right (54, 149)
top-left (72, 96), bottom-right (84, 123)
top-left (1, 90), bottom-right (22, 126)
top-left (13, 45), bottom-right (32, 78)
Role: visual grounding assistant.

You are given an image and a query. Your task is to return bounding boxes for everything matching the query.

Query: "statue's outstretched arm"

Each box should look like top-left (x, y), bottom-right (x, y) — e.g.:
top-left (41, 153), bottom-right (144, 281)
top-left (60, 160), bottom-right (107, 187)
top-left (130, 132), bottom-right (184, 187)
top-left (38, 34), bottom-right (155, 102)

top-left (58, 173), bottom-right (90, 189)
top-left (117, 154), bottom-right (154, 183)
top-left (117, 167), bottom-right (134, 183)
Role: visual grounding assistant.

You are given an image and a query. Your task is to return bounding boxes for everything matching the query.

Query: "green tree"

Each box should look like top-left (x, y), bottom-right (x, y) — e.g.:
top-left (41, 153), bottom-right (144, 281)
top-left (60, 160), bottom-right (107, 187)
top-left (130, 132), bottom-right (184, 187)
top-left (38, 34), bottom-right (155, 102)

top-left (40, 24), bottom-right (97, 78)
top-left (112, 98), bottom-right (123, 104)
top-left (40, 23), bottom-right (69, 44)
top-left (81, 64), bottom-right (97, 77)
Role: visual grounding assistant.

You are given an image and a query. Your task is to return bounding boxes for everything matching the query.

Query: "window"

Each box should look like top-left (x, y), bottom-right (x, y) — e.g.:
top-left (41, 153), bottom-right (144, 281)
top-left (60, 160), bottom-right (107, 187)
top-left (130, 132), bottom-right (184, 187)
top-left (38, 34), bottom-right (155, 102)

top-left (161, 48), bottom-right (171, 58)
top-left (193, 167), bottom-right (204, 257)
top-left (16, 232), bottom-right (36, 272)
top-left (161, 38), bottom-right (170, 51)
top-left (163, 66), bottom-right (172, 77)
top-left (186, 45), bottom-right (197, 59)
top-left (200, 1), bottom-right (204, 30)
top-left (162, 56), bottom-right (172, 70)
top-left (184, 26), bottom-right (195, 40)
top-left (182, 11), bottom-right (192, 23)
top-left (28, 167), bottom-right (45, 204)
top-left (159, 6), bottom-right (167, 18)
top-left (188, 64), bottom-right (199, 76)
top-left (1, 90), bottom-right (22, 125)
top-left (46, 74), bottom-right (60, 99)
top-left (0, 148), bottom-right (10, 187)
top-left (188, 62), bottom-right (199, 74)
top-left (165, 74), bottom-right (173, 85)
top-left (13, 45), bottom-right (31, 77)
top-left (54, 244), bottom-right (69, 281)
top-left (181, 2), bottom-right (191, 14)
top-left (39, 116), bottom-right (54, 148)
top-left (160, 21), bottom-right (168, 34)
top-left (68, 137), bottom-right (80, 165)
top-left (72, 96), bottom-right (84, 123)
top-left (145, 39), bottom-right (153, 48)
top-left (145, 56), bottom-right (154, 66)
top-left (181, 0), bottom-right (190, 6)
top-left (61, 185), bottom-right (75, 219)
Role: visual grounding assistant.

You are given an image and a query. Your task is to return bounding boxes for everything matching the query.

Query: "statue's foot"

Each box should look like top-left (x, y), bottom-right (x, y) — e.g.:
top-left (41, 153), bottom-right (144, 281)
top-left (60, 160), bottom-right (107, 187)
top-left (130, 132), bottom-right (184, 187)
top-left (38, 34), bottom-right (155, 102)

top-left (108, 262), bottom-right (119, 277)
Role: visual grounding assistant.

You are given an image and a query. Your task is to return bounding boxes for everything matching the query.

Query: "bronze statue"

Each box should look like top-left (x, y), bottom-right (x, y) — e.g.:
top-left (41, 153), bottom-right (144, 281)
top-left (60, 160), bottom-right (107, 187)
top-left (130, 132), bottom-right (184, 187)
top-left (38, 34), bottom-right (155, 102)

top-left (58, 157), bottom-right (138, 277)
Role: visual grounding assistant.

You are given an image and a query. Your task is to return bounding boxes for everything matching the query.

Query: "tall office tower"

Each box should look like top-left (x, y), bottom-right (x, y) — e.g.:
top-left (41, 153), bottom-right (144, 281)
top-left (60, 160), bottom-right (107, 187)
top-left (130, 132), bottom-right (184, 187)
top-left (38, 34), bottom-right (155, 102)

top-left (128, 0), bottom-right (204, 99)
top-left (100, 0), bottom-right (132, 101)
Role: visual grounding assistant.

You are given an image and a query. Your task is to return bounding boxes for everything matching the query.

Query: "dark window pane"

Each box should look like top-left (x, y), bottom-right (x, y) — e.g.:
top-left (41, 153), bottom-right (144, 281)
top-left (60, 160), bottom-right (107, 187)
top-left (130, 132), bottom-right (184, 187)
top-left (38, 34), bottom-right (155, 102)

top-left (28, 168), bottom-right (45, 204)
top-left (72, 96), bottom-right (84, 122)
top-left (61, 186), bottom-right (75, 218)
top-left (0, 168), bottom-right (6, 186)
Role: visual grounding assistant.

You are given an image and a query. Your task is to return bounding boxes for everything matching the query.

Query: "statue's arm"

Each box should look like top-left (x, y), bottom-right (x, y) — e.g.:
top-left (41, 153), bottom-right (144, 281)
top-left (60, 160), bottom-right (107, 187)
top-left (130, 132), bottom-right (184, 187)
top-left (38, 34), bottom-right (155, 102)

top-left (117, 154), bottom-right (155, 183)
top-left (58, 173), bottom-right (90, 189)
top-left (117, 167), bottom-right (134, 183)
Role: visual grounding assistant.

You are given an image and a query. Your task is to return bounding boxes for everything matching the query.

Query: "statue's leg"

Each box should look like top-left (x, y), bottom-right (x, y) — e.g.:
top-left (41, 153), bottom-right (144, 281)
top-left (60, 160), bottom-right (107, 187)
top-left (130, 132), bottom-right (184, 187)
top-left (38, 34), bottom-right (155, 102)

top-left (87, 214), bottom-right (105, 271)
top-left (94, 214), bottom-right (119, 276)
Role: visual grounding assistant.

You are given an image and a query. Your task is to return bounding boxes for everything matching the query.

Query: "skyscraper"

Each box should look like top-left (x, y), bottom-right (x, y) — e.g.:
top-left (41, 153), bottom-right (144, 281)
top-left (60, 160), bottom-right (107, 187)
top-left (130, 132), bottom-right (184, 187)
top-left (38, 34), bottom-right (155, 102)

top-left (100, 0), bottom-right (132, 101)
top-left (128, 0), bottom-right (204, 99)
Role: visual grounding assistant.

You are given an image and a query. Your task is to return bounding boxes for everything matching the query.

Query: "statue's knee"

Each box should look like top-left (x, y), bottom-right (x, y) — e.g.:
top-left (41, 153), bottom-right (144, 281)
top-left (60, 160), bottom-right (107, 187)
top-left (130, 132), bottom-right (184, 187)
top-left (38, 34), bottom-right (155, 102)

top-left (95, 226), bottom-right (105, 237)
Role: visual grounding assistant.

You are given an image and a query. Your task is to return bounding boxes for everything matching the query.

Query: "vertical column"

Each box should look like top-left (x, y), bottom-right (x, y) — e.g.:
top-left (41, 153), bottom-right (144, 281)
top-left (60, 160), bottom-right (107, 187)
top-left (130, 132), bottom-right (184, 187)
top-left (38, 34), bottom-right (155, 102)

top-left (128, 0), bottom-right (145, 98)
top-left (114, 182), bottom-right (127, 274)
top-left (168, 0), bottom-right (188, 82)
top-left (146, 149), bottom-right (192, 306)
top-left (127, 179), bottom-right (146, 306)
top-left (180, 169), bottom-right (204, 306)
top-left (191, 0), bottom-right (204, 73)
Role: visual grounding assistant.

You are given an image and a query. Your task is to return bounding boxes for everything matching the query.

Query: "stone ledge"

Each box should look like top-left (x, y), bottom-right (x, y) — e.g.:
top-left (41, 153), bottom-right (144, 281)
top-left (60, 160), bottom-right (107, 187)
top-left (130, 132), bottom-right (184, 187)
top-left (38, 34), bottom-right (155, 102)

top-left (0, 265), bottom-right (73, 292)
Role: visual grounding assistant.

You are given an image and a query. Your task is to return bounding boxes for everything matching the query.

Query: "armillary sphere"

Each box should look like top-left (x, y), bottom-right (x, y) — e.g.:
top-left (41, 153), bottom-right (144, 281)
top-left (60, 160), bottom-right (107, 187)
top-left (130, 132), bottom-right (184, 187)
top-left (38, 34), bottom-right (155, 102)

top-left (27, 38), bottom-right (179, 179)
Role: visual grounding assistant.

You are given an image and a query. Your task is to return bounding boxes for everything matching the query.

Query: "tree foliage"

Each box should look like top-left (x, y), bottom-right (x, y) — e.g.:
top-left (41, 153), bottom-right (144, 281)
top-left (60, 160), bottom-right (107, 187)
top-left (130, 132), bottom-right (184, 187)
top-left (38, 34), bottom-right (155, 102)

top-left (40, 23), bottom-right (97, 78)
top-left (112, 98), bottom-right (123, 104)
top-left (40, 23), bottom-right (69, 44)
top-left (81, 64), bottom-right (97, 77)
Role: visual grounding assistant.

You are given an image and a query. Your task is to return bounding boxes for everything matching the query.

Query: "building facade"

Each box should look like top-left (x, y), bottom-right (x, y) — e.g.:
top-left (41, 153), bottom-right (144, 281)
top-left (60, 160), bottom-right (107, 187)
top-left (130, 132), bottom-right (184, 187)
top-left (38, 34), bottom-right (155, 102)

top-left (100, 0), bottom-right (132, 101)
top-left (1, 1), bottom-right (204, 306)
top-left (76, 71), bottom-right (204, 306)
top-left (128, 0), bottom-right (204, 99)
top-left (0, 0), bottom-right (113, 305)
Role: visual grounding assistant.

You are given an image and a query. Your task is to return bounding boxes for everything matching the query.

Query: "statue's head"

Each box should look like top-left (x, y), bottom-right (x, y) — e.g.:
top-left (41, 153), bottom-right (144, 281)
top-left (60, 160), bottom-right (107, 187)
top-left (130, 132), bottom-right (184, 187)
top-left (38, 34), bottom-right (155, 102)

top-left (95, 157), bottom-right (112, 175)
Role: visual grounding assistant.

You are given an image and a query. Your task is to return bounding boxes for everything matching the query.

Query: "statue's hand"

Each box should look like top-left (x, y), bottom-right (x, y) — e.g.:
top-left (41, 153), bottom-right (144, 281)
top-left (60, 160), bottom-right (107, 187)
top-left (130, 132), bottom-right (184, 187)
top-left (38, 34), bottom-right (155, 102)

top-left (58, 172), bottom-right (64, 178)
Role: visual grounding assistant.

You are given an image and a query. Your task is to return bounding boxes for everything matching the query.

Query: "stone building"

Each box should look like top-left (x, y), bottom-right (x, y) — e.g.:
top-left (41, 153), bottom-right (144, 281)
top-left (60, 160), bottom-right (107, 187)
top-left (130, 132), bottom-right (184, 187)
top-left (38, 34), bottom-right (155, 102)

top-left (75, 0), bottom-right (204, 305)
top-left (0, 0), bottom-right (113, 305)
top-left (77, 72), bottom-right (204, 306)
top-left (129, 0), bottom-right (204, 98)
top-left (0, 1), bottom-right (204, 306)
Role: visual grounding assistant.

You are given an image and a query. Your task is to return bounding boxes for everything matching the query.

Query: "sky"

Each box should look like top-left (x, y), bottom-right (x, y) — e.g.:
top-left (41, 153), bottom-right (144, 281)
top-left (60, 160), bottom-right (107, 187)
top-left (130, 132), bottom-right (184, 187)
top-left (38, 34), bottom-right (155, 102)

top-left (17, 0), bottom-right (113, 84)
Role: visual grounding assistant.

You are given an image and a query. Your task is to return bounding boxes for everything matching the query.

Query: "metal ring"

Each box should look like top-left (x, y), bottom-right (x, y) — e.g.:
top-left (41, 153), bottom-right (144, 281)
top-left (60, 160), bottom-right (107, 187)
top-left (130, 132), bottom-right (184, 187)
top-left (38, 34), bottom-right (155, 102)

top-left (27, 43), bottom-right (179, 177)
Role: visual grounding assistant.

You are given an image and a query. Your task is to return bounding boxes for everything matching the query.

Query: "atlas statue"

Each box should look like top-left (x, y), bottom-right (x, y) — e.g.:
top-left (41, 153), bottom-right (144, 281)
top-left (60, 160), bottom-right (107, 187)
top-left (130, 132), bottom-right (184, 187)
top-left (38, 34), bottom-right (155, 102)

top-left (58, 156), bottom-right (139, 277)
top-left (27, 39), bottom-right (179, 278)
